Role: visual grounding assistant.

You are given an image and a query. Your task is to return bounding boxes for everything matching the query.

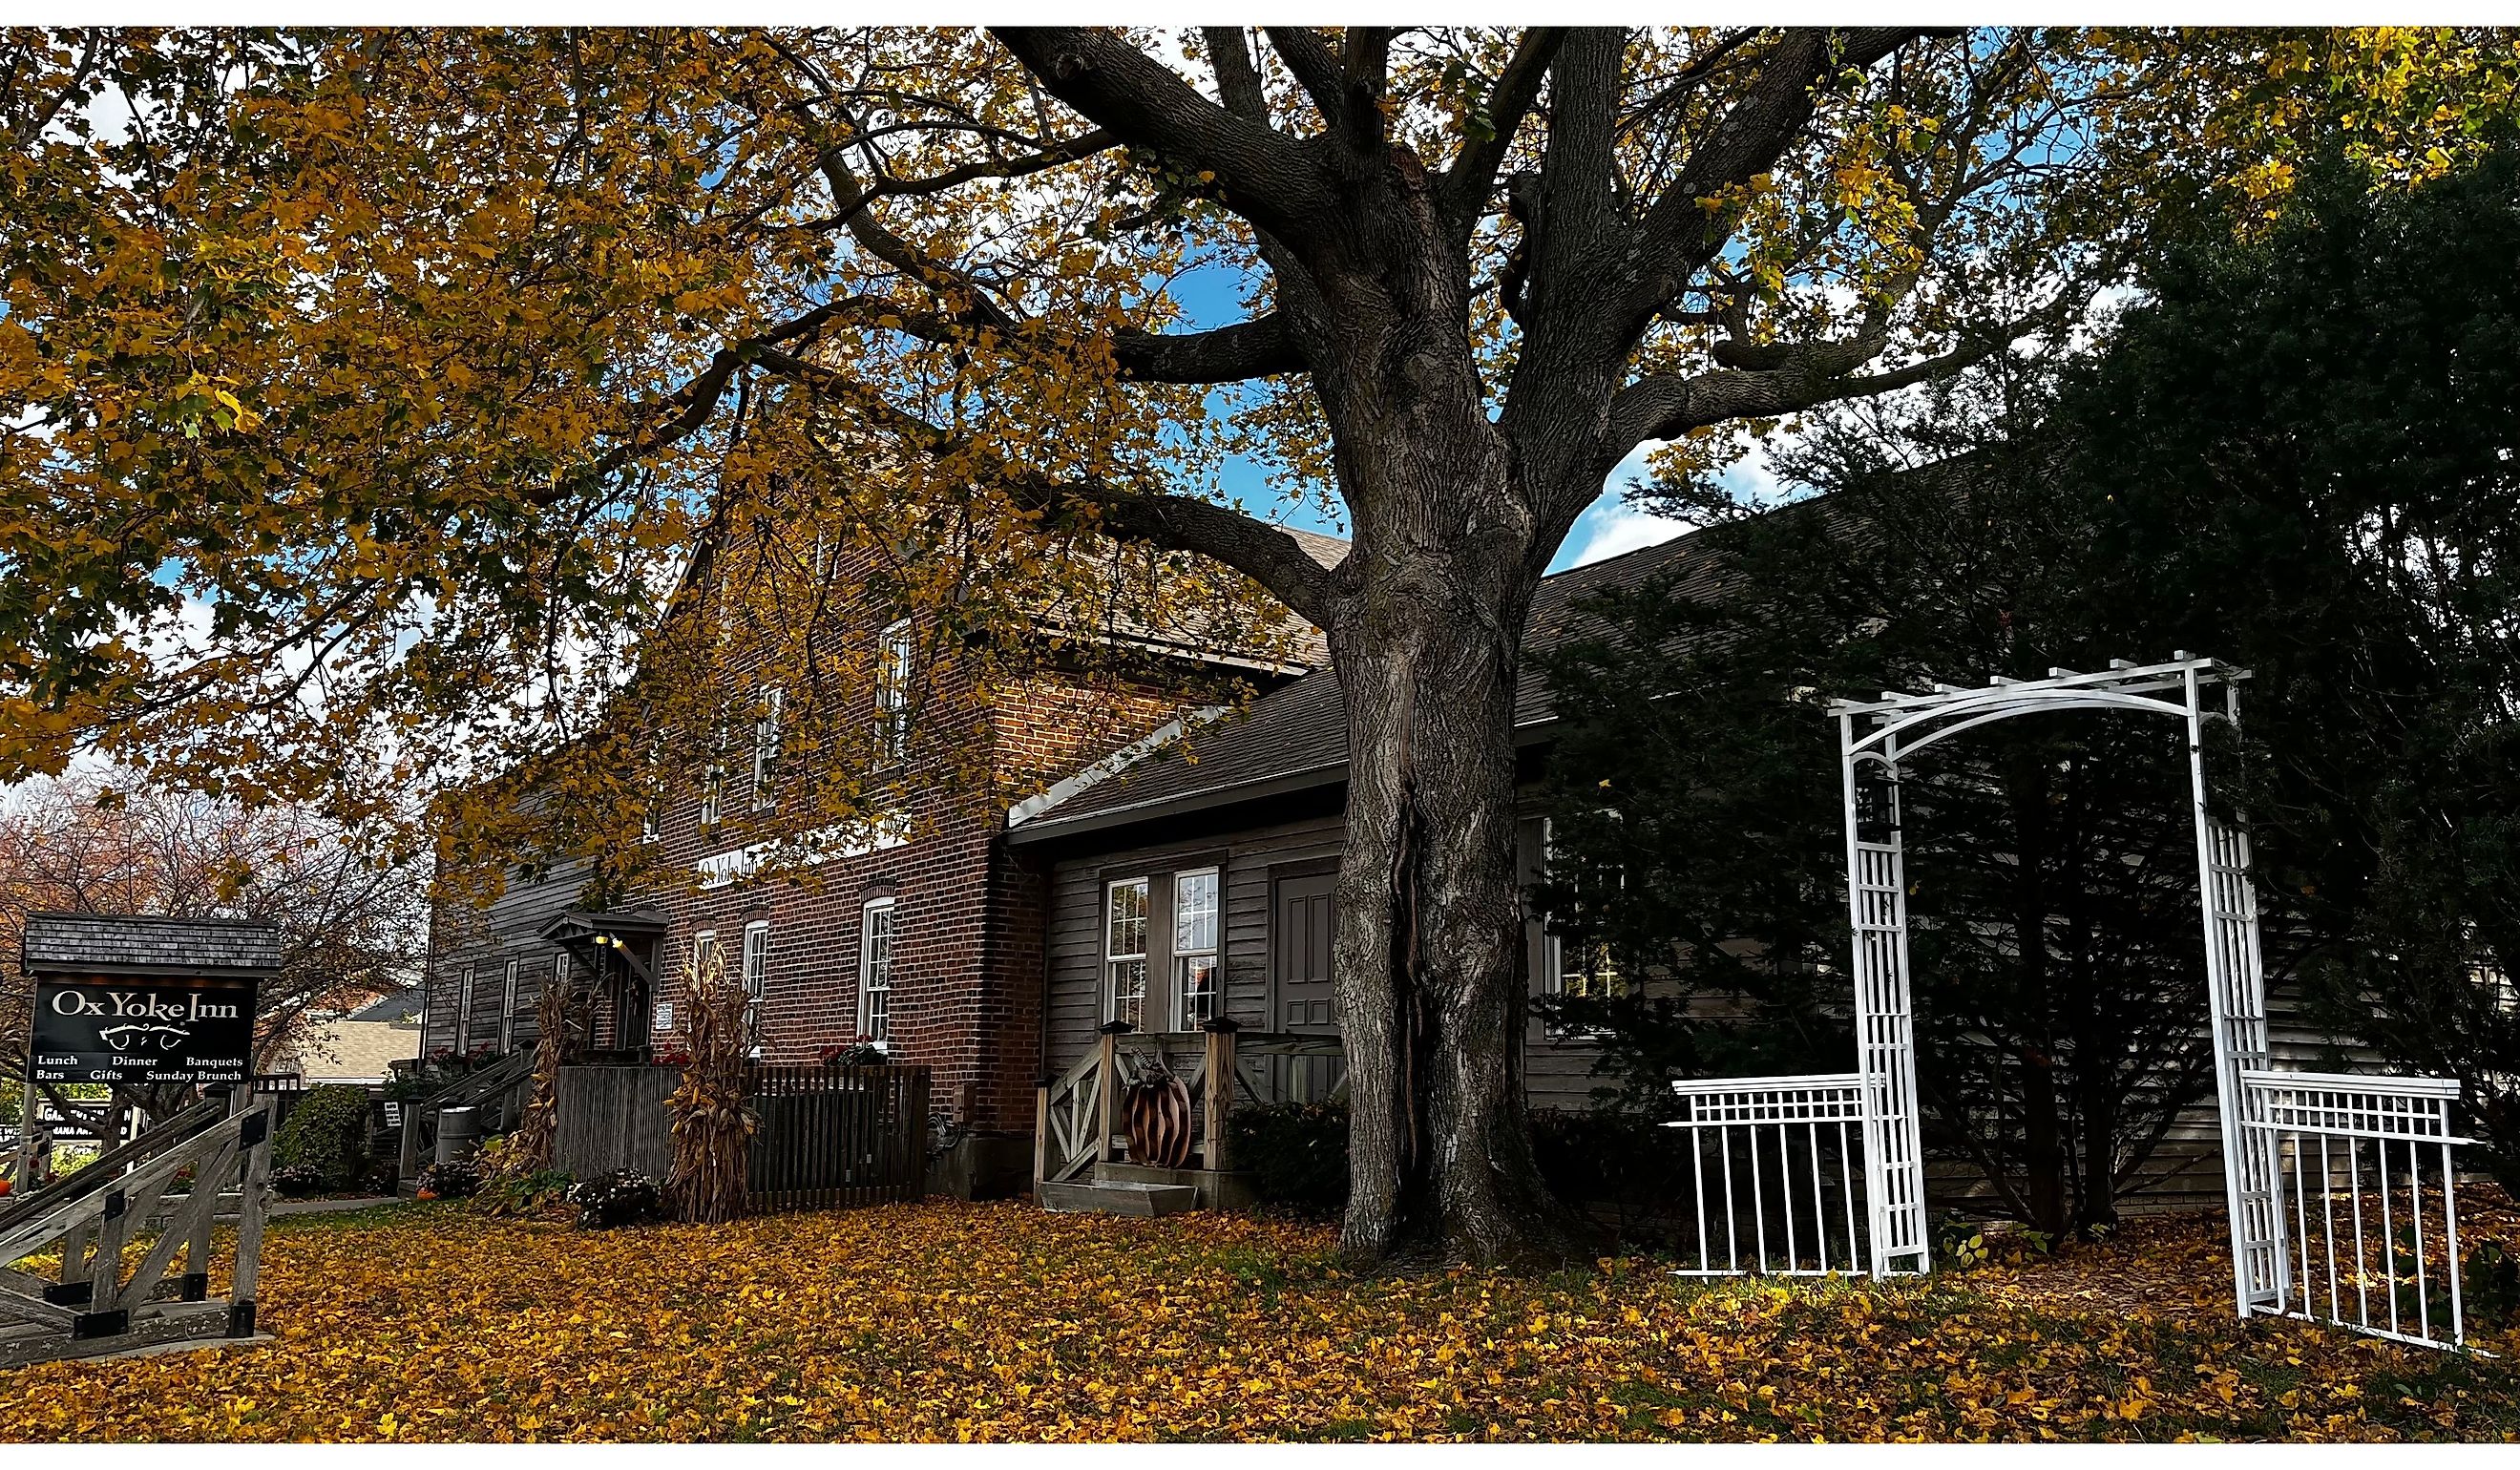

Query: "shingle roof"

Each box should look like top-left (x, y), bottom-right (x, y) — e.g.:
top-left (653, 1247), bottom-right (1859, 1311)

top-left (1006, 516), bottom-right (1749, 843)
top-left (20, 912), bottom-right (288, 976)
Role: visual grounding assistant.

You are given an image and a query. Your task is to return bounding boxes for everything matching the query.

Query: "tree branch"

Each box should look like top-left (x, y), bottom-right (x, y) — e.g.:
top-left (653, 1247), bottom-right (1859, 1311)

top-left (1603, 317), bottom-right (2030, 463)
top-left (1112, 312), bottom-right (1303, 383)
top-left (1440, 27), bottom-right (1568, 240)
top-left (800, 128), bottom-right (1115, 224)
top-left (1201, 27), bottom-right (1269, 123)
top-left (1627, 29), bottom-right (1923, 312)
top-left (993, 27), bottom-right (1333, 245)
top-left (1265, 27), bottom-right (1349, 127)
top-left (1012, 473), bottom-right (1336, 625)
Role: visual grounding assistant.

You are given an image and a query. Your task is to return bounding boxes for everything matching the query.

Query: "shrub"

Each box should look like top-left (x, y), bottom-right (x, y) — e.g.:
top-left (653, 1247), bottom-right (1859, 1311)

top-left (1227, 1102), bottom-right (1349, 1216)
top-left (271, 1163), bottom-right (329, 1198)
top-left (475, 1167), bottom-right (576, 1218)
top-left (274, 1084), bottom-right (373, 1190)
top-left (414, 1158), bottom-right (482, 1200)
top-left (568, 1168), bottom-right (662, 1229)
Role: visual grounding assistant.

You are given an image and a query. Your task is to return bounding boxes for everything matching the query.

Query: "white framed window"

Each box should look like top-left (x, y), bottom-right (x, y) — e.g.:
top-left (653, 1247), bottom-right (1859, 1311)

top-left (876, 619), bottom-right (914, 764)
top-left (859, 898), bottom-right (894, 1043)
top-left (699, 723), bottom-right (726, 829)
top-left (1104, 877), bottom-right (1150, 1030)
top-left (500, 959), bottom-right (520, 1053)
top-left (694, 929), bottom-right (720, 996)
top-left (1538, 817), bottom-right (1627, 1003)
top-left (1172, 869), bottom-right (1220, 1028)
top-left (454, 965), bottom-right (475, 1053)
top-left (640, 731), bottom-right (665, 843)
top-left (741, 920), bottom-right (770, 1054)
top-left (752, 686), bottom-right (783, 812)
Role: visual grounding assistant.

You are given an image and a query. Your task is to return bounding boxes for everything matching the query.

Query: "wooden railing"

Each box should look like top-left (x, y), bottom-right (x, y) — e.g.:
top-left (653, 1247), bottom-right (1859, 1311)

top-left (396, 1049), bottom-right (536, 1181)
top-left (1033, 1024), bottom-right (1346, 1188)
top-left (0, 1088), bottom-right (275, 1367)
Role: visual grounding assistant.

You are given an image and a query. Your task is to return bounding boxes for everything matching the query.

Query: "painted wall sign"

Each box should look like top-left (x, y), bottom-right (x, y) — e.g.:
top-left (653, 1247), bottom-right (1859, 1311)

top-left (28, 976), bottom-right (257, 1086)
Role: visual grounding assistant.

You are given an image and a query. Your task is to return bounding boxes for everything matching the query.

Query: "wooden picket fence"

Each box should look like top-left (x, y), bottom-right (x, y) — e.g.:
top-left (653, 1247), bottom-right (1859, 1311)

top-left (549, 1061), bottom-right (929, 1214)
top-left (744, 1064), bottom-right (930, 1213)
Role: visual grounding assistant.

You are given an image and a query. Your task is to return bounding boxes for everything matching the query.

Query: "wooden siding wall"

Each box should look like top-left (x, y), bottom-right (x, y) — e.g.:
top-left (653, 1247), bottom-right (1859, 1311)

top-left (1044, 806), bottom-right (2349, 1216)
top-left (1042, 810), bottom-right (1608, 1110)
top-left (423, 856), bottom-right (592, 1060)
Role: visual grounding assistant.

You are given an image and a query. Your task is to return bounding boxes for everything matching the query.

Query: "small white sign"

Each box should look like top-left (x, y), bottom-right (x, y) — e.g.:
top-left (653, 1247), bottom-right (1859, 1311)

top-left (651, 1001), bottom-right (675, 1033)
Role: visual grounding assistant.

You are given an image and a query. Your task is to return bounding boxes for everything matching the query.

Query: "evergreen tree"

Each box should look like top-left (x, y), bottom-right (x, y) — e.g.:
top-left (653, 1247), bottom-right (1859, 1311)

top-left (1541, 138), bottom-right (2520, 1212)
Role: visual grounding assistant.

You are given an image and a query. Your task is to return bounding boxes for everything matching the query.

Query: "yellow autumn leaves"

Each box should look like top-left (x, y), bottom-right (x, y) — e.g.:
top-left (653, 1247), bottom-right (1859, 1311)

top-left (5, 1196), bottom-right (2516, 1442)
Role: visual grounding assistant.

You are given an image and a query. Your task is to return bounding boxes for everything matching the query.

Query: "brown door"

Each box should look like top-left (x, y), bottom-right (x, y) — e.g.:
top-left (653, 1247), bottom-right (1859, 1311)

top-left (1272, 871), bottom-right (1337, 1032)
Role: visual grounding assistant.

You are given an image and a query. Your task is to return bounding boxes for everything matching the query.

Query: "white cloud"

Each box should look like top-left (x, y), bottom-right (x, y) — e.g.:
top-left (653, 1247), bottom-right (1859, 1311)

top-left (1553, 494), bottom-right (1689, 572)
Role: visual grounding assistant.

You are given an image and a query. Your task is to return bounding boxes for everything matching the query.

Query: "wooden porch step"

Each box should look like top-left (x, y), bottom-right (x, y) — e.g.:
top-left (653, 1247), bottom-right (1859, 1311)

top-left (1037, 1179), bottom-right (1199, 1217)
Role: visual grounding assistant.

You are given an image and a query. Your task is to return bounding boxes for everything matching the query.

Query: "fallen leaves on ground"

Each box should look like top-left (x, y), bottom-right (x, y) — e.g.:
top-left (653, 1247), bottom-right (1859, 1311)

top-left (5, 1196), bottom-right (2517, 1442)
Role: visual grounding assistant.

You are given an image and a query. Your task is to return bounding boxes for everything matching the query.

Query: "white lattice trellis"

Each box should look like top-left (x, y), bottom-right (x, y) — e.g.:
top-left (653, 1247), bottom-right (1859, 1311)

top-left (1665, 654), bottom-right (2480, 1352)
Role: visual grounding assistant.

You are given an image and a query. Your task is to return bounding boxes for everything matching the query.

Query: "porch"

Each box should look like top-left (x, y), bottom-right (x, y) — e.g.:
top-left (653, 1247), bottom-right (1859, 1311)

top-left (1033, 1020), bottom-right (1344, 1215)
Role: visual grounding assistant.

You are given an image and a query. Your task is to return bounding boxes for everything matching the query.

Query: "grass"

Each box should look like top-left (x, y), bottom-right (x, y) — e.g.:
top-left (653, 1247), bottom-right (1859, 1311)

top-left (2, 1193), bottom-right (2516, 1441)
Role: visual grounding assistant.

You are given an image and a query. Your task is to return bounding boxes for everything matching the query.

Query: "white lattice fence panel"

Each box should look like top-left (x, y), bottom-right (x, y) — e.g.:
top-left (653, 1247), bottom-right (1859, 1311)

top-left (1665, 1074), bottom-right (1872, 1277)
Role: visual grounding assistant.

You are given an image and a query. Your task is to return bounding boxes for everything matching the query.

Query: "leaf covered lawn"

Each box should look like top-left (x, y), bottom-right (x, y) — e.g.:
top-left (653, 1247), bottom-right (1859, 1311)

top-left (5, 1197), bottom-right (2517, 1441)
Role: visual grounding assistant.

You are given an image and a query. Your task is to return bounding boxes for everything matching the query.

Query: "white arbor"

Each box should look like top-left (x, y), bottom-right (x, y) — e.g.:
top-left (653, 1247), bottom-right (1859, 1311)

top-left (1670, 654), bottom-right (2479, 1351)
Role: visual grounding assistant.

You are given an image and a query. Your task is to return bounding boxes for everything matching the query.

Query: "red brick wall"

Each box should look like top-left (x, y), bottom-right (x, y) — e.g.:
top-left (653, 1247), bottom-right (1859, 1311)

top-left (427, 518), bottom-right (1213, 1132)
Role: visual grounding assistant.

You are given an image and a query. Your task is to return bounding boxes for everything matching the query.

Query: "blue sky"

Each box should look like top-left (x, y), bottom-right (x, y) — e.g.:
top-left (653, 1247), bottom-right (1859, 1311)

top-left (1165, 261), bottom-right (1712, 574)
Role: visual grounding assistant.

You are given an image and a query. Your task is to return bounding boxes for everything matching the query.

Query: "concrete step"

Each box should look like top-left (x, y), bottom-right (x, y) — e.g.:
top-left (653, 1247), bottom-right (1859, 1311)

top-left (1096, 1162), bottom-right (1258, 1211)
top-left (1037, 1179), bottom-right (1199, 1217)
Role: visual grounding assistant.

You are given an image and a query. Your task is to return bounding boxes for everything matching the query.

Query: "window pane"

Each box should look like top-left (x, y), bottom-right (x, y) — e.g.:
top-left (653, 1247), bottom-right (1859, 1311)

top-left (1107, 957), bottom-right (1148, 1031)
top-left (1175, 955), bottom-right (1218, 1026)
top-left (1173, 871), bottom-right (1217, 954)
top-left (1106, 879), bottom-right (1147, 958)
top-left (861, 902), bottom-right (893, 1043)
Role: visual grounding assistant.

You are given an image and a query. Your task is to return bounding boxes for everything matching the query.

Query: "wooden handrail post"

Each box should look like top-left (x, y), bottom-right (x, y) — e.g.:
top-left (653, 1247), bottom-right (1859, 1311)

top-left (1094, 1021), bottom-right (1129, 1166)
top-left (1201, 1018), bottom-right (1239, 1173)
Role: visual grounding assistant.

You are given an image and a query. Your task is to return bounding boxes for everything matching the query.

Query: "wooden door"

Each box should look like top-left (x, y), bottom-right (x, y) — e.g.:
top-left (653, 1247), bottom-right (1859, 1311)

top-left (1272, 871), bottom-right (1337, 1032)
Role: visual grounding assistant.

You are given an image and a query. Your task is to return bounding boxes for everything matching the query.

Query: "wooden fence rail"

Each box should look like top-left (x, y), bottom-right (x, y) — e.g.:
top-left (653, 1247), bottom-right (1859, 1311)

top-left (0, 1089), bottom-right (273, 1368)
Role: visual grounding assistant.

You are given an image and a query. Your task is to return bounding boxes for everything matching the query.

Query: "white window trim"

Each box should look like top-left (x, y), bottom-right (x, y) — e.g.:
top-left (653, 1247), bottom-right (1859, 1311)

top-left (454, 965), bottom-right (475, 1053)
top-left (859, 897), bottom-right (895, 1045)
top-left (752, 687), bottom-right (783, 812)
top-left (1171, 867), bottom-right (1221, 1030)
top-left (500, 959), bottom-right (520, 1053)
top-left (1104, 876), bottom-right (1151, 1029)
top-left (741, 920), bottom-right (770, 1056)
top-left (877, 619), bottom-right (914, 764)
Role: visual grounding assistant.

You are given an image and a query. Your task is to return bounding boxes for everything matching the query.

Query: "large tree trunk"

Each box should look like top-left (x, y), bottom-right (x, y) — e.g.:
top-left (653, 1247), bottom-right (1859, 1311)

top-left (1323, 495), bottom-right (1584, 1267)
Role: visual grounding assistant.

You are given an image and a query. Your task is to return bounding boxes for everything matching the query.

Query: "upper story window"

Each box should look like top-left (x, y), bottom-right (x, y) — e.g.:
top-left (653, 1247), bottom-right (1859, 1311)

top-left (741, 920), bottom-right (770, 1055)
top-left (876, 619), bottom-right (914, 764)
top-left (1173, 869), bottom-right (1220, 1027)
top-left (1104, 877), bottom-right (1149, 1030)
top-left (640, 730), bottom-right (665, 843)
top-left (752, 686), bottom-right (783, 812)
top-left (859, 898), bottom-right (894, 1044)
top-left (699, 723), bottom-right (726, 830)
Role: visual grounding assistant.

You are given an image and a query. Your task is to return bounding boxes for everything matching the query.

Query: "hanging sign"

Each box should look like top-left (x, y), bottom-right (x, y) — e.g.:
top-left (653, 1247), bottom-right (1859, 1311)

top-left (28, 976), bottom-right (257, 1086)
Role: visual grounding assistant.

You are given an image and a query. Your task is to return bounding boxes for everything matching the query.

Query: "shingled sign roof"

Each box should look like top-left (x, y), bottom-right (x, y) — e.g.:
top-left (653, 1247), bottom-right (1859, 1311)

top-left (1005, 514), bottom-right (1753, 844)
top-left (20, 913), bottom-right (287, 978)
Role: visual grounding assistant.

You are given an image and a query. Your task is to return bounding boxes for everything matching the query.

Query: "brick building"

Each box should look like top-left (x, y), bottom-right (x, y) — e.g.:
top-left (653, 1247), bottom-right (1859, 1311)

top-left (422, 520), bottom-right (1344, 1190)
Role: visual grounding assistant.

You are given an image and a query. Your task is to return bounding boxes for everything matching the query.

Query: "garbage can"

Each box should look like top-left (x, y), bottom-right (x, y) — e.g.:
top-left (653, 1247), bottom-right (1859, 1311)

top-left (434, 1105), bottom-right (482, 1165)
